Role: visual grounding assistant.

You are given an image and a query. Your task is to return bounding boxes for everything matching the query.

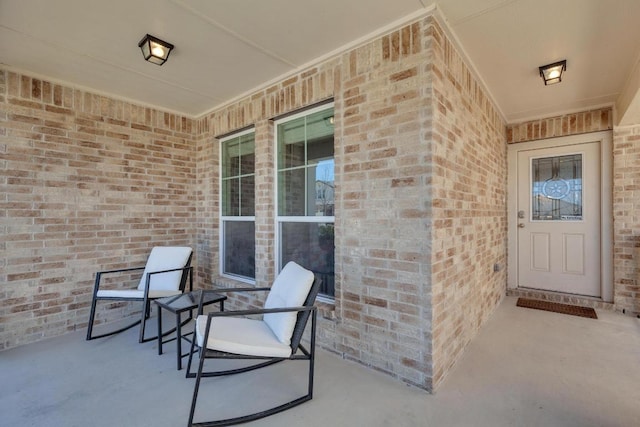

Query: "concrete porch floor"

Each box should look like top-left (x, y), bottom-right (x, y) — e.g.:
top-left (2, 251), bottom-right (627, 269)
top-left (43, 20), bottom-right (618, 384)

top-left (1, 296), bottom-right (639, 427)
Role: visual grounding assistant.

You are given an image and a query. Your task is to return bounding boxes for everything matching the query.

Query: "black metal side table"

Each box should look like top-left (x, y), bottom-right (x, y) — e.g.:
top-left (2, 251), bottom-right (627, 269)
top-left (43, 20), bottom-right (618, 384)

top-left (155, 290), bottom-right (226, 370)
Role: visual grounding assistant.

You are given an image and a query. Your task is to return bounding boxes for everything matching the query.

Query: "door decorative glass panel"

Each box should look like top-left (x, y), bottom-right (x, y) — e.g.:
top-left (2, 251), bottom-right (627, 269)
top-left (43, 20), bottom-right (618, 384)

top-left (531, 154), bottom-right (583, 221)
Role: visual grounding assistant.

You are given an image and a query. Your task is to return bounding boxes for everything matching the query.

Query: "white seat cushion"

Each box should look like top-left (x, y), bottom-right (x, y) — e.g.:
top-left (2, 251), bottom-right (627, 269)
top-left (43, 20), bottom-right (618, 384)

top-left (137, 246), bottom-right (192, 291)
top-left (196, 315), bottom-right (292, 358)
top-left (263, 261), bottom-right (315, 345)
top-left (96, 289), bottom-right (183, 299)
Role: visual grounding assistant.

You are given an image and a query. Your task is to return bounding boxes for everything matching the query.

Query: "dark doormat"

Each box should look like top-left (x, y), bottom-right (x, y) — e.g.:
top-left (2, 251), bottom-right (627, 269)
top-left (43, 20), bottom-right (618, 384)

top-left (516, 298), bottom-right (598, 319)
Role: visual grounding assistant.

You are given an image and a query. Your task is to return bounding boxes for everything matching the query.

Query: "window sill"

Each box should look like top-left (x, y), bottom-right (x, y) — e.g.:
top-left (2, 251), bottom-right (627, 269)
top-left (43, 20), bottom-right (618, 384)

top-left (315, 297), bottom-right (336, 320)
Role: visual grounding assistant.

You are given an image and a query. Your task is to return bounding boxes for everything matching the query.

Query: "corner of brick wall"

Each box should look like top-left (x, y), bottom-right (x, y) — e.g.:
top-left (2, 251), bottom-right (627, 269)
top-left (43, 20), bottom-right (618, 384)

top-left (427, 17), bottom-right (508, 389)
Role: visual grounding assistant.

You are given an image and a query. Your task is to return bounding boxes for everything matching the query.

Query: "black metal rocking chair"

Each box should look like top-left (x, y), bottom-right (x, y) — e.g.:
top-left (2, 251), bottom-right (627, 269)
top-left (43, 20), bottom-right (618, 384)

top-left (186, 261), bottom-right (320, 427)
top-left (86, 246), bottom-right (193, 343)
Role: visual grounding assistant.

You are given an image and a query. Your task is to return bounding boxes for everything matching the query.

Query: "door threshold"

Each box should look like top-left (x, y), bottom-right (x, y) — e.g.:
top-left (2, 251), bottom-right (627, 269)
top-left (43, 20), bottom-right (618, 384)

top-left (506, 288), bottom-right (614, 311)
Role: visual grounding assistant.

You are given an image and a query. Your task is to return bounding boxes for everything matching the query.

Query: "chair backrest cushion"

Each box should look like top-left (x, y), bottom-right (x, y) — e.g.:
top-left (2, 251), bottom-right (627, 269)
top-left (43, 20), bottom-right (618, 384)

top-left (137, 247), bottom-right (192, 292)
top-left (263, 261), bottom-right (315, 345)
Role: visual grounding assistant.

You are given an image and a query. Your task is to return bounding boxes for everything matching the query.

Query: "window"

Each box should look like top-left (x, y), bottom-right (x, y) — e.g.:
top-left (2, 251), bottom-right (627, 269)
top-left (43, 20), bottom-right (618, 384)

top-left (220, 129), bottom-right (255, 281)
top-left (276, 104), bottom-right (335, 299)
top-left (531, 154), bottom-right (583, 221)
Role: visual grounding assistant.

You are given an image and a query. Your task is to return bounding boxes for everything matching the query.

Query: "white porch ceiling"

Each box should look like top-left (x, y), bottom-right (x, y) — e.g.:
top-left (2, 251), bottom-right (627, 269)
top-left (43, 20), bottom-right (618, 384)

top-left (1, 0), bottom-right (640, 124)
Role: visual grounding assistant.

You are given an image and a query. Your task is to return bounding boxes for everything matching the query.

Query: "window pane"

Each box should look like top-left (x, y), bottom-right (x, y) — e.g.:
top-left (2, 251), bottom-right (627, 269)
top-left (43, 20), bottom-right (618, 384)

top-left (240, 175), bottom-right (255, 216)
top-left (223, 221), bottom-right (255, 279)
top-left (280, 140), bottom-right (306, 169)
top-left (221, 178), bottom-right (239, 216)
top-left (239, 134), bottom-right (255, 175)
top-left (278, 117), bottom-right (306, 169)
top-left (222, 135), bottom-right (255, 177)
top-left (281, 222), bottom-right (334, 298)
top-left (277, 166), bottom-right (335, 217)
top-left (532, 154), bottom-right (583, 221)
top-left (305, 109), bottom-right (335, 152)
top-left (278, 168), bottom-right (306, 216)
top-left (313, 159), bottom-right (334, 216)
top-left (307, 136), bottom-right (334, 164)
top-left (221, 132), bottom-right (255, 215)
top-left (221, 141), bottom-right (240, 178)
top-left (278, 110), bottom-right (334, 169)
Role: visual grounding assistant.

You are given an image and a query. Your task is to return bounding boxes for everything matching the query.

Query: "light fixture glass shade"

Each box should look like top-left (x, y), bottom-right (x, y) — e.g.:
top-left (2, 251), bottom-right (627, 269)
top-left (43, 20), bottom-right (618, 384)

top-left (539, 60), bottom-right (567, 85)
top-left (138, 34), bottom-right (174, 66)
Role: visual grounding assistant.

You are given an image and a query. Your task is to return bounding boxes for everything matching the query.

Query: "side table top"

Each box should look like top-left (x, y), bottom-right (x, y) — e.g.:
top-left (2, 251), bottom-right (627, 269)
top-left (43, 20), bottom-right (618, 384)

top-left (155, 290), bottom-right (227, 313)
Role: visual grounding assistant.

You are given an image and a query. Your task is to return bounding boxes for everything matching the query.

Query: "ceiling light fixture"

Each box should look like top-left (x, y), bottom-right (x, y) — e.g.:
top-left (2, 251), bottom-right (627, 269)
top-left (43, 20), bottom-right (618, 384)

top-left (138, 34), bottom-right (174, 66)
top-left (539, 60), bottom-right (567, 85)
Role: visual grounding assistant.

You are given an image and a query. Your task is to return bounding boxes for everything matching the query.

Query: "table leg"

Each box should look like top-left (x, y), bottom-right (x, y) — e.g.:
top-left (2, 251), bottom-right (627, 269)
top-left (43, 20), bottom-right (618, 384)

top-left (157, 306), bottom-right (163, 355)
top-left (176, 311), bottom-right (182, 370)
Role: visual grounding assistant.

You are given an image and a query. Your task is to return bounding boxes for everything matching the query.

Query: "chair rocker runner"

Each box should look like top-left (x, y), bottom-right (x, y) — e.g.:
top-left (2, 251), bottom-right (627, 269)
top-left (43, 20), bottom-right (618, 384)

top-left (86, 246), bottom-right (193, 343)
top-left (186, 261), bottom-right (320, 427)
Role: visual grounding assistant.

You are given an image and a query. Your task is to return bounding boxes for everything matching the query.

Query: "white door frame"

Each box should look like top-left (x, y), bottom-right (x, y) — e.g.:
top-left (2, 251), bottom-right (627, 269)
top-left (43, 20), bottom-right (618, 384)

top-left (507, 131), bottom-right (613, 302)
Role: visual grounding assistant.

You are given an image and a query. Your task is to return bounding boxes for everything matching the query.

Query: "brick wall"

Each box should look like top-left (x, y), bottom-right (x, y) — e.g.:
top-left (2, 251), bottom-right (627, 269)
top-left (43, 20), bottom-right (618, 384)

top-left (195, 16), bottom-right (507, 391)
top-left (194, 116), bottom-right (216, 286)
top-left (506, 107), bottom-right (613, 143)
top-left (335, 20), bottom-right (432, 388)
top-left (0, 70), bottom-right (196, 350)
top-left (428, 19), bottom-right (507, 388)
top-left (613, 125), bottom-right (640, 315)
top-left (195, 22), bottom-right (437, 388)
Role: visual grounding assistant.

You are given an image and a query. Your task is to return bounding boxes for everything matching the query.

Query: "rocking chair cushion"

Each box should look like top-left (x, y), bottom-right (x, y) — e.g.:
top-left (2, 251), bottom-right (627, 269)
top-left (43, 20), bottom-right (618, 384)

top-left (136, 246), bottom-right (192, 291)
top-left (263, 262), bottom-right (315, 345)
top-left (196, 316), bottom-right (292, 358)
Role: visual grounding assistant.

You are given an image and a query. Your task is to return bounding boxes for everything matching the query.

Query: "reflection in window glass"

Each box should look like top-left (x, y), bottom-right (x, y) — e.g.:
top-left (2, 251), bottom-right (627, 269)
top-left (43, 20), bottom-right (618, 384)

top-left (277, 108), bottom-right (334, 217)
top-left (278, 168), bottom-right (306, 216)
top-left (314, 160), bottom-right (335, 216)
top-left (531, 154), bottom-right (582, 221)
top-left (239, 175), bottom-right (255, 216)
top-left (224, 221), bottom-right (255, 279)
top-left (281, 222), bottom-right (334, 297)
top-left (221, 134), bottom-right (255, 216)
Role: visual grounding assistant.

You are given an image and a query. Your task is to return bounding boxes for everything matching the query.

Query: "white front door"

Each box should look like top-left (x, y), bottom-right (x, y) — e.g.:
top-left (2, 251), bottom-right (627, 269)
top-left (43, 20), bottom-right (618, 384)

top-left (508, 132), bottom-right (612, 300)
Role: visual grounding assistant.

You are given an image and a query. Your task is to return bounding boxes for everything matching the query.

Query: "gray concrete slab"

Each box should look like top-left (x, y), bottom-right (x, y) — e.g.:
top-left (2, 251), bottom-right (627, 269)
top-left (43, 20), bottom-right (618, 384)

top-left (1, 297), bottom-right (639, 427)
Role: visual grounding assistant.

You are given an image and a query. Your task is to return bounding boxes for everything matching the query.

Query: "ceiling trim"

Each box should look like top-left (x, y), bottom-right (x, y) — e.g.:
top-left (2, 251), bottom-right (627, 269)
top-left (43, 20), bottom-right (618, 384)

top-left (197, 6), bottom-right (436, 118)
top-left (447, 0), bottom-right (520, 25)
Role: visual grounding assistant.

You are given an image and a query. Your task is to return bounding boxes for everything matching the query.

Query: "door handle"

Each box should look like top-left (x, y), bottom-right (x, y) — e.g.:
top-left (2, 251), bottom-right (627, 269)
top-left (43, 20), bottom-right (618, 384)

top-left (518, 223), bottom-right (525, 228)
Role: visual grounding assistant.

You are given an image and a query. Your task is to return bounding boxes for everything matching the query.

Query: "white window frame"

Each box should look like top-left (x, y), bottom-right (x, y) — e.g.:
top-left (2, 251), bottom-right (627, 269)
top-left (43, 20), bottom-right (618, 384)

top-left (219, 128), bottom-right (256, 284)
top-left (274, 103), bottom-right (335, 301)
